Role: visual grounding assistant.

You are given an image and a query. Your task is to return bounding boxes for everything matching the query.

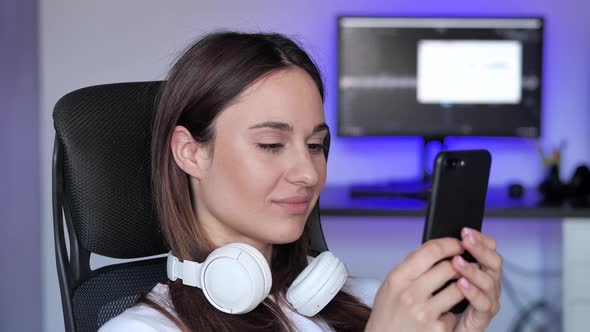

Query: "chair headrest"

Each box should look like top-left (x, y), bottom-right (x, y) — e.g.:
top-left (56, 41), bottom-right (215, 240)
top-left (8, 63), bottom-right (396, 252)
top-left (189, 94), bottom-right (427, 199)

top-left (54, 82), bottom-right (168, 258)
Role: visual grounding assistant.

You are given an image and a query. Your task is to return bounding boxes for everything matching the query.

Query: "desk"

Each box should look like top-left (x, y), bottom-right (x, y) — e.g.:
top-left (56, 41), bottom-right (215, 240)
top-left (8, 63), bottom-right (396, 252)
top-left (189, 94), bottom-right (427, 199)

top-left (319, 186), bottom-right (590, 332)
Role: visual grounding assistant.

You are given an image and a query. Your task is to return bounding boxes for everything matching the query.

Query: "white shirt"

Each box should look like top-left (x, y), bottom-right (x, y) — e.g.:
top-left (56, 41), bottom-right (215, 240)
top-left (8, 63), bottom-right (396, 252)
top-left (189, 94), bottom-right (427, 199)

top-left (99, 277), bottom-right (381, 332)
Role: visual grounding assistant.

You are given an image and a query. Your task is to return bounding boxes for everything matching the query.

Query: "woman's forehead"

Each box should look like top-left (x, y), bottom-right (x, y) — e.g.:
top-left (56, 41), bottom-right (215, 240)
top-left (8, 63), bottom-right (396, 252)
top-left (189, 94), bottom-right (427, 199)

top-left (216, 68), bottom-right (325, 131)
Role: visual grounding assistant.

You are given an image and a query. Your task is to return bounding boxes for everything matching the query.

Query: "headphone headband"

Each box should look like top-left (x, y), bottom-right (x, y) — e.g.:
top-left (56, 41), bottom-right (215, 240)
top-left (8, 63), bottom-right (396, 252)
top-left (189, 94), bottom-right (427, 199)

top-left (167, 254), bottom-right (203, 288)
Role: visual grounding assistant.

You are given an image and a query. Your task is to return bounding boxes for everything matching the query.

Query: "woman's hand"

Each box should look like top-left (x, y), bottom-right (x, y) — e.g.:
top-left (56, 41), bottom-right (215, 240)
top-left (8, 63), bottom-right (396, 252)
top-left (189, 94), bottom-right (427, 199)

top-left (365, 238), bottom-right (467, 332)
top-left (451, 228), bottom-right (502, 332)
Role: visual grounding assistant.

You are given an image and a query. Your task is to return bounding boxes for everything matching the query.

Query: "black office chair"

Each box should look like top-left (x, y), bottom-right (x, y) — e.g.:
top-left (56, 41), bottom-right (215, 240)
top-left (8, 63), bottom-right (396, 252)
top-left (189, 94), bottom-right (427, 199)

top-left (52, 81), bottom-right (330, 332)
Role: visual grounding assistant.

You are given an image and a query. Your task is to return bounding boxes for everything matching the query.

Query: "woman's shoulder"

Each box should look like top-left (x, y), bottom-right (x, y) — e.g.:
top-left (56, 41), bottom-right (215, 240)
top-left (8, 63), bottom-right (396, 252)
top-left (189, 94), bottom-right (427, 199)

top-left (98, 284), bottom-right (179, 332)
top-left (342, 276), bottom-right (382, 308)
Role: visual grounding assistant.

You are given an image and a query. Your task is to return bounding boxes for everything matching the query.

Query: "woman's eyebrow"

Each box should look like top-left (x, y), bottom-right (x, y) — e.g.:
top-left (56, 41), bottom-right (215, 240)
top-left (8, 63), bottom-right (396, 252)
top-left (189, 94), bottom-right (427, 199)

top-left (313, 123), bottom-right (329, 133)
top-left (249, 121), bottom-right (292, 131)
top-left (248, 122), bottom-right (329, 133)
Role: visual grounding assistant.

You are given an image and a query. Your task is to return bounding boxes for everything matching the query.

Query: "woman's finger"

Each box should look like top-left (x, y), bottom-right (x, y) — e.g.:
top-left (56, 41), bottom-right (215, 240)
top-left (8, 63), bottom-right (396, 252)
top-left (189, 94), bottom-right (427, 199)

top-left (429, 280), bottom-right (465, 315)
top-left (397, 238), bottom-right (464, 280)
top-left (452, 255), bottom-right (497, 296)
top-left (456, 277), bottom-right (500, 315)
top-left (461, 229), bottom-right (503, 274)
top-left (462, 228), bottom-right (496, 251)
top-left (439, 312), bottom-right (459, 330)
top-left (411, 259), bottom-right (461, 300)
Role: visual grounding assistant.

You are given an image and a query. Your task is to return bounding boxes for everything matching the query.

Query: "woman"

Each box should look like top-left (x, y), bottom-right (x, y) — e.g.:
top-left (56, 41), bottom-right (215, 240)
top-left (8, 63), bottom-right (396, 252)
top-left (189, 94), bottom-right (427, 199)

top-left (100, 31), bottom-right (502, 332)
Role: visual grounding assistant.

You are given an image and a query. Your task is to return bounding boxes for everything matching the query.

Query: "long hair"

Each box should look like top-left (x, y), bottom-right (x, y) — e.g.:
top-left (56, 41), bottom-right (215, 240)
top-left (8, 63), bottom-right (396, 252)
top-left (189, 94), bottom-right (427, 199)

top-left (148, 31), bottom-right (371, 331)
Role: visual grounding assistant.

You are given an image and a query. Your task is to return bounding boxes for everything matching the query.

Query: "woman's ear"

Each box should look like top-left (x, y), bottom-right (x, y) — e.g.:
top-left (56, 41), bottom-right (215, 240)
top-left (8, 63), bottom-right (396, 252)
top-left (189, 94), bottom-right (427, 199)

top-left (170, 126), bottom-right (211, 179)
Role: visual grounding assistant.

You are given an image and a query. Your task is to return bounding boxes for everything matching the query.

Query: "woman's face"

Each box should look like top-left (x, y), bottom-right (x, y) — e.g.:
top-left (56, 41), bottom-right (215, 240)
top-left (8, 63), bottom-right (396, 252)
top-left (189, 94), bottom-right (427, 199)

top-left (192, 67), bottom-right (327, 257)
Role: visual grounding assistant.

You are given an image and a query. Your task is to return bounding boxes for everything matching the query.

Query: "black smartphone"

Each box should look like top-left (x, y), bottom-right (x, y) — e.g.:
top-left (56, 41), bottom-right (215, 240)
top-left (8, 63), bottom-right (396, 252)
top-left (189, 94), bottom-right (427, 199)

top-left (422, 149), bottom-right (492, 314)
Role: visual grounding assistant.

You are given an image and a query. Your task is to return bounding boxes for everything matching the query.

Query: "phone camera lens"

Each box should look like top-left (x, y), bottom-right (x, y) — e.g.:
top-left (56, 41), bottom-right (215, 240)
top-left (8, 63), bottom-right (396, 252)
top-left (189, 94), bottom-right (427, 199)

top-left (445, 159), bottom-right (459, 168)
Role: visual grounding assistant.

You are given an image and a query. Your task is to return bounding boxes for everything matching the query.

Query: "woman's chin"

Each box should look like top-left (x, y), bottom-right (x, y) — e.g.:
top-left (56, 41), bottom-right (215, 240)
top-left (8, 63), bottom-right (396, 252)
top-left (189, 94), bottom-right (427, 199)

top-left (265, 223), bottom-right (306, 244)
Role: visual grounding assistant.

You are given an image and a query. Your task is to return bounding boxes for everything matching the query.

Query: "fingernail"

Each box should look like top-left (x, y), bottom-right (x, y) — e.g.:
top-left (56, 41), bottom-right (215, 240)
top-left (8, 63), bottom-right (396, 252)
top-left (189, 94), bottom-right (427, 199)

top-left (462, 227), bottom-right (469, 238)
top-left (463, 228), bottom-right (476, 246)
top-left (459, 278), bottom-right (470, 289)
top-left (468, 232), bottom-right (477, 246)
top-left (457, 256), bottom-right (467, 268)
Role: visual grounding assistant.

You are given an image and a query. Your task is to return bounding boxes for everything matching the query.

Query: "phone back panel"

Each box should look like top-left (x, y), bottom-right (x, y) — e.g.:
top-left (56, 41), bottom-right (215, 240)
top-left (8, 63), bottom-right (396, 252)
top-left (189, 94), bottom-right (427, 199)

top-left (422, 150), bottom-right (492, 246)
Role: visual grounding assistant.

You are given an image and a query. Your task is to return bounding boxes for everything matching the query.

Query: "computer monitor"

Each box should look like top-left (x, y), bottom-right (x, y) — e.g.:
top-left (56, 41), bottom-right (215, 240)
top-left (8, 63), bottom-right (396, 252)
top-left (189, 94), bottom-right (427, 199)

top-left (338, 16), bottom-right (544, 139)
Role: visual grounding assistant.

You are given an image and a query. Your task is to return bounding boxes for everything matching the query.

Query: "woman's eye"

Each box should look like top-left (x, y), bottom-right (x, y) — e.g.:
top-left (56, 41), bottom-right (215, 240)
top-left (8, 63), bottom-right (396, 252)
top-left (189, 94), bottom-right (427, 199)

top-left (308, 144), bottom-right (324, 153)
top-left (256, 143), bottom-right (284, 152)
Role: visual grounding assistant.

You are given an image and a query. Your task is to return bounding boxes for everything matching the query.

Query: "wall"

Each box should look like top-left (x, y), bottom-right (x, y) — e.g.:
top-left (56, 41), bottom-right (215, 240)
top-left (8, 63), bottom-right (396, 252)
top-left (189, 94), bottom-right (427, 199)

top-left (0, 0), bottom-right (41, 331)
top-left (40, 0), bottom-right (589, 331)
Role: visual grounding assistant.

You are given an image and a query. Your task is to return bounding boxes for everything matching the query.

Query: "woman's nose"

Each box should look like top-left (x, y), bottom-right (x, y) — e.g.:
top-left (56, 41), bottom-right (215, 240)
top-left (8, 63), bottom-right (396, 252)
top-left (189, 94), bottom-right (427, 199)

top-left (285, 149), bottom-right (320, 186)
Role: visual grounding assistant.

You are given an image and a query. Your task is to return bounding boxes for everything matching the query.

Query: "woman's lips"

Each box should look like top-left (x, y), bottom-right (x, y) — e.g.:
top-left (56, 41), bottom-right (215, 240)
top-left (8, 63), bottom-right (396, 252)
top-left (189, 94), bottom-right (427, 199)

top-left (273, 196), bottom-right (311, 215)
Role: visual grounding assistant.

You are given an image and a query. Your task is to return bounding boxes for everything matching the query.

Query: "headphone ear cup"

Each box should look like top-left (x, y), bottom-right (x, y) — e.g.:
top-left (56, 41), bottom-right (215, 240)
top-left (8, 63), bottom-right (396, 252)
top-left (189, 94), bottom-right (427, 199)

top-left (286, 251), bottom-right (348, 317)
top-left (201, 243), bottom-right (272, 314)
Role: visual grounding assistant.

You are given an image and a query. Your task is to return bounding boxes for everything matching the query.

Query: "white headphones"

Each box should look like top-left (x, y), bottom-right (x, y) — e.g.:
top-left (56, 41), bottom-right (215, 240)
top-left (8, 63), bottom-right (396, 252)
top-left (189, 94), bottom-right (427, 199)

top-left (167, 242), bottom-right (348, 316)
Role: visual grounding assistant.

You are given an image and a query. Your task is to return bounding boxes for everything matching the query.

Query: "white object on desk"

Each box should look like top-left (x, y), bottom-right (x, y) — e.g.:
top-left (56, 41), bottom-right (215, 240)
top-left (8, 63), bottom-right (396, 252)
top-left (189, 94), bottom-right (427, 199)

top-left (563, 218), bottom-right (590, 332)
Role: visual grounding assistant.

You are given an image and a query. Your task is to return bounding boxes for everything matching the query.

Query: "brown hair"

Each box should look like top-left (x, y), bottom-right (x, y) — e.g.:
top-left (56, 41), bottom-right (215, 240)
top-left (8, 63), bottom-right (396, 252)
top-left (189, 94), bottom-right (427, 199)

top-left (148, 31), bottom-right (371, 331)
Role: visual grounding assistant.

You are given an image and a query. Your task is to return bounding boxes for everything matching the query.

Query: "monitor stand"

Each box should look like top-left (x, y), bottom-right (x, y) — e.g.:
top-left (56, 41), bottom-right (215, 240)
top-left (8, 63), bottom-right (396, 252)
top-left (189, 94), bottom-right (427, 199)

top-left (349, 137), bottom-right (447, 200)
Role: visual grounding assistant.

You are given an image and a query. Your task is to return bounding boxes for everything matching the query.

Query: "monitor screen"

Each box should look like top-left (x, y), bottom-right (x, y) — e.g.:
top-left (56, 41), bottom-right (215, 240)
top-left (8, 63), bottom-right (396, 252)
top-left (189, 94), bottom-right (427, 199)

top-left (338, 17), bottom-right (544, 137)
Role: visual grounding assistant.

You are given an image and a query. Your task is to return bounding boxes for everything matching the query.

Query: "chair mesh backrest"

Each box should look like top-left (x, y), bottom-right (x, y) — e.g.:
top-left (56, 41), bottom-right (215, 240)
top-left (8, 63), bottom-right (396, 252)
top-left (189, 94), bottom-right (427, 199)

top-left (72, 259), bottom-right (167, 332)
top-left (53, 82), bottom-right (167, 258)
